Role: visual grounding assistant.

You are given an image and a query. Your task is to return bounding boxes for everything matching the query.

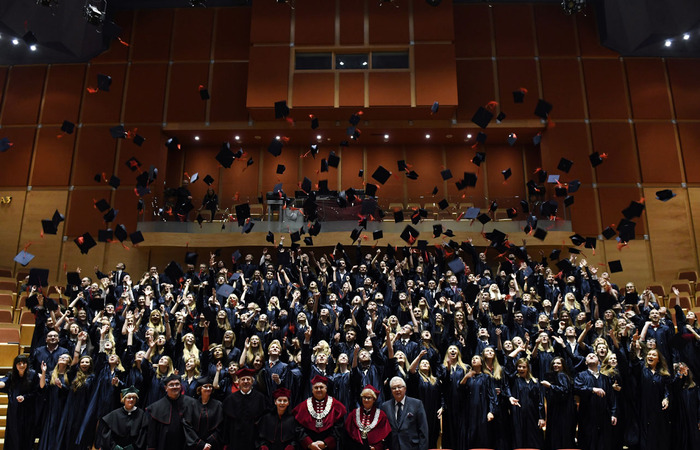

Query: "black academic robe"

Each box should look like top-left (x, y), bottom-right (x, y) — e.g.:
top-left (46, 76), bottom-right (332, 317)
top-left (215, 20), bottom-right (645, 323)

top-left (0, 370), bottom-right (39, 450)
top-left (97, 407), bottom-right (149, 450)
top-left (222, 389), bottom-right (269, 450)
top-left (256, 411), bottom-right (300, 450)
top-left (574, 370), bottom-right (617, 450)
top-left (192, 398), bottom-right (224, 450)
top-left (632, 360), bottom-right (671, 450)
top-left (56, 370), bottom-right (96, 449)
top-left (146, 394), bottom-right (200, 450)
top-left (38, 372), bottom-right (70, 450)
top-left (508, 376), bottom-right (545, 450)
top-left (438, 365), bottom-right (468, 450)
top-left (670, 377), bottom-right (700, 450)
top-left (465, 372), bottom-right (496, 448)
top-left (542, 372), bottom-right (576, 450)
top-left (406, 371), bottom-right (442, 449)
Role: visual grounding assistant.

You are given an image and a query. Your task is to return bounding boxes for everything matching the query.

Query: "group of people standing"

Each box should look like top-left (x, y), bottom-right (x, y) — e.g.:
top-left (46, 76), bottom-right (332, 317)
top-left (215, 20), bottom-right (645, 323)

top-left (0, 240), bottom-right (699, 450)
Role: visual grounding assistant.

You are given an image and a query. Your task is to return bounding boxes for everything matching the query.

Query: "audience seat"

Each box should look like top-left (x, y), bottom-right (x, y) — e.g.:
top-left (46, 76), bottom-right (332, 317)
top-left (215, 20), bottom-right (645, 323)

top-left (669, 295), bottom-right (693, 310)
top-left (0, 306), bottom-right (13, 323)
top-left (0, 268), bottom-right (12, 278)
top-left (677, 270), bottom-right (698, 283)
top-left (20, 324), bottom-right (35, 350)
top-left (0, 324), bottom-right (21, 343)
top-left (670, 280), bottom-right (694, 297)
top-left (0, 343), bottom-right (20, 370)
top-left (648, 283), bottom-right (666, 301)
top-left (0, 294), bottom-right (13, 308)
top-left (0, 280), bottom-right (16, 292)
top-left (17, 310), bottom-right (35, 325)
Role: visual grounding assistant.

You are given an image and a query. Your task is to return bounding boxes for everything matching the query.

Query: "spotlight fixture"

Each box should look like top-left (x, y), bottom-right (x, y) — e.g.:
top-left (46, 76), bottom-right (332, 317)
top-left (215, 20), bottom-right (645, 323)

top-left (425, 134), bottom-right (431, 139)
top-left (467, 134), bottom-right (473, 139)
top-left (84, 1), bottom-right (106, 26)
top-left (12, 38), bottom-right (19, 46)
top-left (665, 39), bottom-right (672, 47)
top-left (234, 135), bottom-right (241, 141)
top-left (30, 45), bottom-right (37, 52)
top-left (683, 33), bottom-right (690, 40)
top-left (426, 0), bottom-right (442, 5)
top-left (561, 0), bottom-right (585, 15)
top-left (194, 136), bottom-right (200, 141)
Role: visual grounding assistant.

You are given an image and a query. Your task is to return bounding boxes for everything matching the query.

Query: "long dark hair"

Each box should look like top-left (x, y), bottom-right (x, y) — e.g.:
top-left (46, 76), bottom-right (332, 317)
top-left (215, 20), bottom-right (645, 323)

top-left (8, 354), bottom-right (32, 388)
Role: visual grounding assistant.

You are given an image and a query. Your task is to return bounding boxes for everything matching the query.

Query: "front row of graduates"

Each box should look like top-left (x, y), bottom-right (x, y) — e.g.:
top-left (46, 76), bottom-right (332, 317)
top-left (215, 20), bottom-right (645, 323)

top-left (96, 371), bottom-right (400, 450)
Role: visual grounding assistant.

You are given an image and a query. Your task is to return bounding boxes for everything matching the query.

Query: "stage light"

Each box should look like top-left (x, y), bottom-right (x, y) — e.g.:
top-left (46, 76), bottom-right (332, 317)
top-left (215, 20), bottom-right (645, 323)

top-left (561, 0), bottom-right (585, 15)
top-left (665, 39), bottom-right (672, 47)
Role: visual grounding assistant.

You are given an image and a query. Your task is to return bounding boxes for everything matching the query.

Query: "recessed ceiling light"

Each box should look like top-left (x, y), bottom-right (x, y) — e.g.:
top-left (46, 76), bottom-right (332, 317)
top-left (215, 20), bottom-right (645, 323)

top-left (12, 38), bottom-right (19, 45)
top-left (384, 134), bottom-right (389, 139)
top-left (29, 45), bottom-right (37, 51)
top-left (467, 134), bottom-right (473, 139)
top-left (316, 135), bottom-right (322, 140)
top-left (683, 33), bottom-right (690, 40)
top-left (275, 136), bottom-right (280, 140)
top-left (234, 135), bottom-right (240, 140)
top-left (194, 136), bottom-right (200, 141)
top-left (665, 39), bottom-right (672, 47)
top-left (425, 134), bottom-right (431, 139)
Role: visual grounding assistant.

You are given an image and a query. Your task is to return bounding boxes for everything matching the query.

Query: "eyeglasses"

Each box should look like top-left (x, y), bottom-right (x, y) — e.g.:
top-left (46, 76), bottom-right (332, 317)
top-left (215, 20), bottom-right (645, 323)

top-left (391, 386), bottom-right (405, 391)
top-left (361, 396), bottom-right (375, 400)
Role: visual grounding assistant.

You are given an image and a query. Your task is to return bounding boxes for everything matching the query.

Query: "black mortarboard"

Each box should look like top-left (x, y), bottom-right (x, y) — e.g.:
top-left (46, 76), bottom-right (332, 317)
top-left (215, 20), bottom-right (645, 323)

top-left (110, 125), bottom-right (127, 139)
top-left (130, 231), bottom-right (144, 245)
top-left (447, 257), bottom-right (466, 274)
top-left (320, 159), bottom-right (329, 172)
top-left (589, 152), bottom-right (604, 167)
top-left (506, 207), bottom-right (518, 219)
top-left (557, 158), bottom-right (573, 173)
top-left (431, 101), bottom-right (439, 114)
top-left (309, 143), bottom-right (320, 158)
top-left (394, 210), bottom-right (404, 223)
top-left (464, 172), bottom-right (478, 187)
top-left (274, 100), bottom-right (290, 119)
top-left (471, 106), bottom-right (493, 129)
top-left (526, 180), bottom-right (539, 195)
top-left (472, 152), bottom-right (486, 166)
top-left (520, 199), bottom-right (529, 214)
top-left (268, 139), bottom-right (283, 157)
top-left (290, 230), bottom-right (301, 243)
top-left (29, 268), bottom-right (49, 287)
top-left (564, 195), bottom-right (575, 207)
top-left (276, 164), bottom-right (286, 175)
top-left (97, 73), bottom-right (112, 91)
top-left (656, 189), bottom-right (676, 201)
top-left (52, 210), bottom-right (65, 227)
top-left (311, 117), bottom-right (319, 129)
top-left (166, 137), bottom-right (180, 151)
top-left (398, 160), bottom-right (408, 172)
top-left (568, 180), bottom-right (581, 193)
top-left (61, 120), bottom-right (75, 134)
top-left (185, 252), bottom-right (198, 265)
top-left (513, 89), bottom-right (526, 103)
top-left (464, 207), bottom-right (480, 220)
top-left (41, 219), bottom-right (58, 235)
top-left (532, 133), bottom-right (542, 146)
top-left (556, 259), bottom-right (574, 272)
top-left (443, 229), bottom-right (455, 237)
top-left (406, 170), bottom-right (419, 180)
top-left (489, 201), bottom-right (498, 212)
top-left (502, 168), bottom-right (512, 180)
top-left (358, 169), bottom-right (364, 177)
top-left (568, 247), bottom-right (581, 254)
top-left (617, 219), bottom-right (636, 242)
top-left (164, 261), bottom-right (184, 283)
top-left (14, 250), bottom-right (34, 267)
top-left (328, 152), bottom-right (340, 168)
top-left (65, 271), bottom-right (81, 286)
top-left (609, 260), bottom-right (623, 273)
top-left (74, 232), bottom-right (96, 254)
top-left (485, 229), bottom-right (506, 244)
top-left (534, 99), bottom-right (552, 120)
top-left (497, 112), bottom-right (506, 123)
top-left (602, 226), bottom-right (616, 240)
top-left (199, 86), bottom-right (210, 100)
top-left (301, 177), bottom-right (312, 193)
top-left (507, 133), bottom-right (517, 146)
top-left (309, 222), bottom-right (321, 236)
top-left (115, 224), bottom-right (128, 242)
top-left (242, 221), bottom-right (254, 234)
top-left (350, 228), bottom-right (361, 243)
top-left (0, 137), bottom-right (11, 152)
top-left (438, 199), bottom-right (449, 210)
top-left (372, 166), bottom-right (391, 185)
top-left (570, 234), bottom-right (585, 246)
top-left (622, 201), bottom-right (645, 219)
top-left (304, 236), bottom-right (313, 246)
top-left (108, 175), bottom-right (120, 189)
top-left (360, 198), bottom-right (377, 216)
top-left (133, 134), bottom-right (145, 146)
top-left (202, 174), bottom-right (214, 186)
top-left (349, 112), bottom-right (361, 126)
top-left (555, 187), bottom-right (567, 197)
top-left (477, 213), bottom-right (491, 225)
top-left (540, 199), bottom-right (558, 217)
top-left (585, 237), bottom-right (597, 249)
top-left (103, 208), bottom-right (118, 223)
top-left (550, 249), bottom-right (561, 260)
top-left (246, 157), bottom-right (254, 167)
top-left (373, 230), bottom-right (383, 240)
top-left (266, 231), bottom-right (275, 244)
top-left (216, 284), bottom-right (234, 298)
top-left (215, 144), bottom-right (235, 168)
top-left (400, 225), bottom-right (419, 245)
top-left (235, 203), bottom-right (251, 226)
top-left (125, 157), bottom-right (141, 171)
top-left (440, 169), bottom-right (453, 180)
top-left (476, 132), bottom-right (487, 143)
top-left (433, 224), bottom-right (443, 238)
top-left (318, 179), bottom-right (330, 194)
top-left (98, 229), bottom-right (113, 242)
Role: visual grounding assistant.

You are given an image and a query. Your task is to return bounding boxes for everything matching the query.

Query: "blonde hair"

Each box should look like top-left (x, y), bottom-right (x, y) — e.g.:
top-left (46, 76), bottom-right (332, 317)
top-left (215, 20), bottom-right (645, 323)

top-left (71, 356), bottom-right (93, 392)
top-left (181, 333), bottom-right (200, 362)
top-left (155, 356), bottom-right (175, 379)
top-left (515, 357), bottom-right (536, 381)
top-left (50, 355), bottom-right (71, 387)
top-left (482, 350), bottom-right (503, 380)
top-left (147, 310), bottom-right (166, 334)
top-left (418, 360), bottom-right (438, 385)
top-left (442, 345), bottom-right (468, 372)
top-left (562, 293), bottom-right (582, 313)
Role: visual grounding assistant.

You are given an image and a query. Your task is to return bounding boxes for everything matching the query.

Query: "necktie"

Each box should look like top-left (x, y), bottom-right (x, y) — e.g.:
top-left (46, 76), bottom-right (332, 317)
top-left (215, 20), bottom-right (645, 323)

top-left (396, 402), bottom-right (403, 422)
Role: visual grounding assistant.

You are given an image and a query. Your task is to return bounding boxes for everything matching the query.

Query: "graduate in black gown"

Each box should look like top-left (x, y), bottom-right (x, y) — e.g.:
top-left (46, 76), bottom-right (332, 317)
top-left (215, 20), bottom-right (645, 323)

top-left (191, 376), bottom-right (224, 450)
top-left (670, 362), bottom-right (700, 450)
top-left (146, 373), bottom-right (200, 450)
top-left (57, 354), bottom-right (95, 450)
top-left (461, 355), bottom-right (496, 449)
top-left (507, 357), bottom-right (545, 450)
top-left (631, 345), bottom-right (671, 450)
top-left (0, 354), bottom-right (40, 450)
top-left (38, 354), bottom-right (72, 450)
top-left (407, 350), bottom-right (442, 449)
top-left (96, 386), bottom-right (149, 450)
top-left (257, 388), bottom-right (302, 450)
top-left (222, 367), bottom-right (269, 450)
top-left (574, 353), bottom-right (617, 450)
top-left (540, 356), bottom-right (576, 450)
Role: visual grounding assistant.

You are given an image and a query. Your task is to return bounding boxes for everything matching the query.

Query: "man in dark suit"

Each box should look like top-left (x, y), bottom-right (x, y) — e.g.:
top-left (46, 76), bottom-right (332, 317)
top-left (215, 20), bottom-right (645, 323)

top-left (380, 376), bottom-right (429, 450)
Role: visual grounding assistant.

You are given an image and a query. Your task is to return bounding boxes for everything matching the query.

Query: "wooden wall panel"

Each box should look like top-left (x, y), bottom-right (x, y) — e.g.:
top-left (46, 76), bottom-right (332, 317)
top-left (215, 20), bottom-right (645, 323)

top-left (18, 191), bottom-right (69, 283)
top-left (368, 73), bottom-right (411, 106)
top-left (540, 59), bottom-right (585, 120)
top-left (102, 245), bottom-right (150, 284)
top-left (582, 59), bottom-right (629, 120)
top-left (687, 188), bottom-right (700, 274)
top-left (368, 0), bottom-right (410, 45)
top-left (635, 122), bottom-right (682, 183)
top-left (414, 44), bottom-right (458, 107)
top-left (366, 145), bottom-right (403, 206)
top-left (292, 73), bottom-right (335, 107)
top-left (485, 145), bottom-right (526, 203)
top-left (444, 146), bottom-right (485, 206)
top-left (172, 8), bottom-right (215, 61)
top-left (247, 46), bottom-right (290, 108)
top-left (91, 10), bottom-right (133, 63)
top-left (183, 146), bottom-right (220, 205)
top-left (116, 128), bottom-right (167, 184)
top-left (338, 146), bottom-right (363, 194)
top-left (404, 145), bottom-right (443, 202)
top-left (413, 0), bottom-right (454, 42)
top-left (534, 4), bottom-right (578, 57)
top-left (1, 66), bottom-right (46, 125)
top-left (339, 73), bottom-right (365, 107)
top-left (496, 59), bottom-right (540, 120)
top-left (295, 0), bottom-right (335, 46)
top-left (72, 127), bottom-right (118, 186)
top-left (568, 186), bottom-right (600, 236)
top-left (603, 240), bottom-right (654, 291)
top-left (113, 189), bottom-right (141, 233)
top-left (299, 147), bottom-right (329, 192)
top-left (31, 128), bottom-right (75, 187)
top-left (80, 65), bottom-right (126, 124)
top-left (0, 68), bottom-right (7, 108)
top-left (492, 4), bottom-right (535, 57)
top-left (65, 189), bottom-right (113, 237)
top-left (250, 0), bottom-right (292, 44)
top-left (644, 187), bottom-right (697, 283)
top-left (213, 7), bottom-right (252, 60)
top-left (667, 59), bottom-right (700, 120)
top-left (339, 1), bottom-right (364, 46)
top-left (523, 144), bottom-right (542, 181)
top-left (590, 123), bottom-right (639, 184)
top-left (261, 144), bottom-right (301, 195)
top-left (0, 127), bottom-right (36, 187)
top-left (0, 190), bottom-right (27, 269)
top-left (678, 123), bottom-right (700, 184)
top-left (210, 63), bottom-right (249, 122)
top-left (165, 63), bottom-right (210, 123)
top-left (453, 4), bottom-right (493, 58)
top-left (59, 242), bottom-right (107, 285)
top-left (575, 10), bottom-right (618, 57)
top-left (597, 186), bottom-right (645, 235)
top-left (41, 65), bottom-right (86, 125)
top-left (540, 123), bottom-right (593, 184)
top-left (123, 63), bottom-right (168, 124)
top-left (218, 147), bottom-right (261, 207)
top-left (455, 60), bottom-right (495, 121)
top-left (131, 9), bottom-right (174, 61)
top-left (625, 59), bottom-right (672, 120)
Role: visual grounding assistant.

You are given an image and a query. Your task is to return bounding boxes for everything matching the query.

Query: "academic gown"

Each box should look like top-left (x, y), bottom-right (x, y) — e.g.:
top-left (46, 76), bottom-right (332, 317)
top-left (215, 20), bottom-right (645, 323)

top-left (439, 365), bottom-right (468, 450)
top-left (191, 398), bottom-right (224, 450)
top-left (670, 377), bottom-right (700, 450)
top-left (80, 359), bottom-right (125, 446)
top-left (56, 370), bottom-right (96, 449)
top-left (344, 407), bottom-right (392, 450)
top-left (508, 376), bottom-right (545, 450)
top-left (331, 371), bottom-right (352, 412)
top-left (542, 372), bottom-right (576, 450)
top-left (632, 360), bottom-right (671, 450)
top-left (0, 370), bottom-right (40, 450)
top-left (221, 389), bottom-right (269, 450)
top-left (465, 372), bottom-right (496, 448)
top-left (292, 396), bottom-right (347, 450)
top-left (38, 372), bottom-right (70, 450)
top-left (146, 394), bottom-right (200, 450)
top-left (97, 406), bottom-right (149, 450)
top-left (574, 370), bottom-right (616, 450)
top-left (256, 411), bottom-right (301, 450)
top-left (406, 371), bottom-right (442, 449)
